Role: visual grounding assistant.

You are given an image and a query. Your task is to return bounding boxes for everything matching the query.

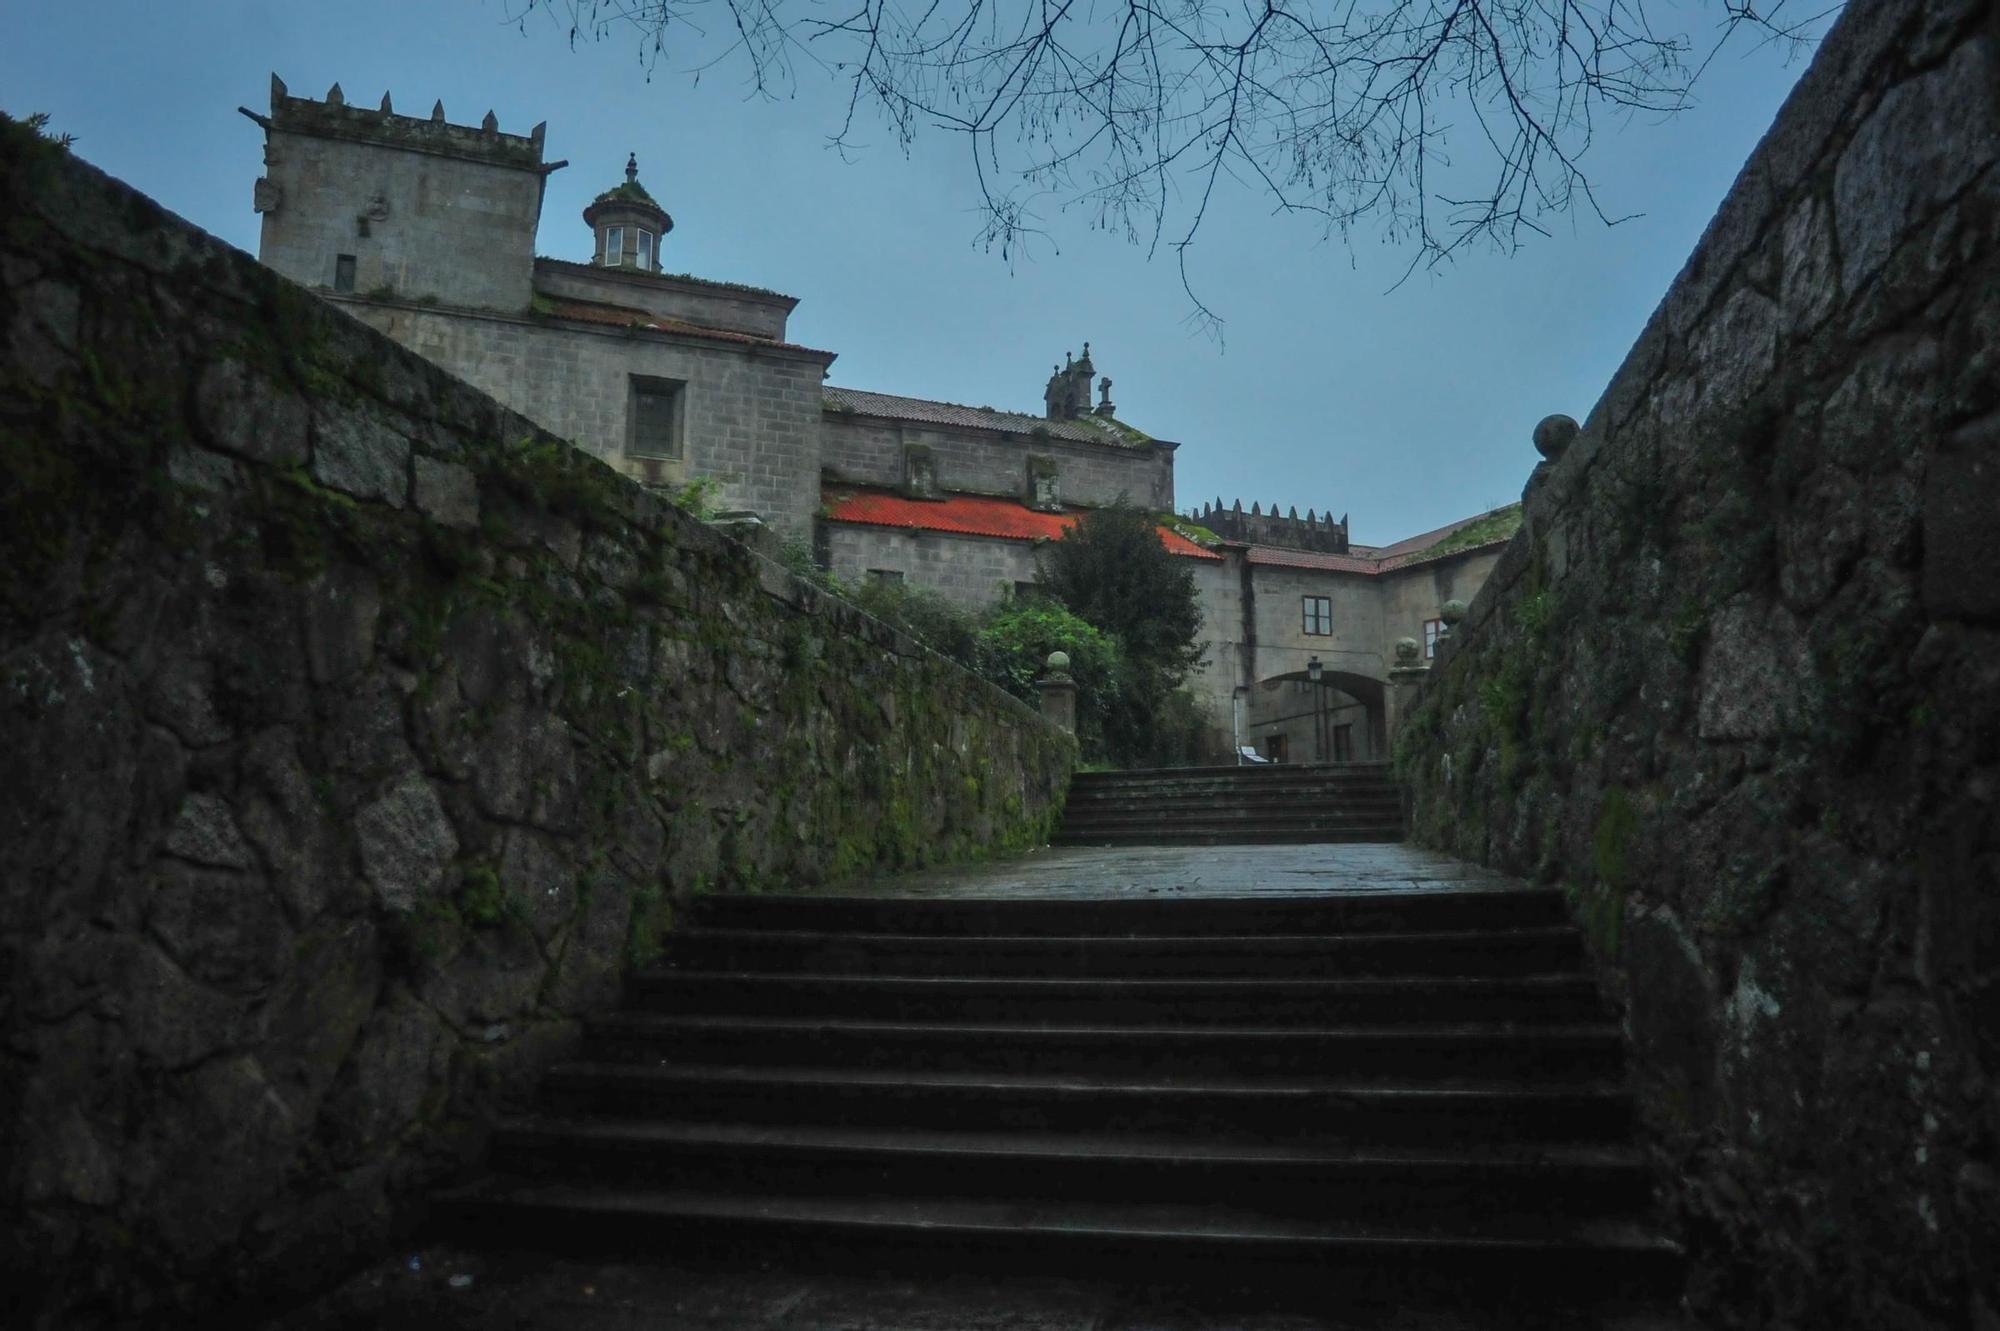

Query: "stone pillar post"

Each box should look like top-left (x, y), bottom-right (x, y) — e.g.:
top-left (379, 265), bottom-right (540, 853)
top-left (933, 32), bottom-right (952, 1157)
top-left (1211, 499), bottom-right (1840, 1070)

top-left (1385, 638), bottom-right (1429, 750)
top-left (1034, 651), bottom-right (1078, 735)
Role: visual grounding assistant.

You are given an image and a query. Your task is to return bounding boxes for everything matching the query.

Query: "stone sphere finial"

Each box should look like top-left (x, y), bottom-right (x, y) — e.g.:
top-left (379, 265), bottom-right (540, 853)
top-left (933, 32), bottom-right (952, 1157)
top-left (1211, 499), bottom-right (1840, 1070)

top-left (1440, 599), bottom-right (1468, 626)
top-left (1394, 637), bottom-right (1421, 665)
top-left (1046, 650), bottom-right (1071, 672)
top-left (1533, 414), bottom-right (1579, 460)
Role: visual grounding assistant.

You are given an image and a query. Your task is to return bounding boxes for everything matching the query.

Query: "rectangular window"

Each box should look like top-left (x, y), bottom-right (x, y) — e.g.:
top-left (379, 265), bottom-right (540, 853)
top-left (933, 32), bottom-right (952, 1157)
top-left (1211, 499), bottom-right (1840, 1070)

top-left (1013, 581), bottom-right (1044, 602)
top-left (635, 229), bottom-right (654, 271)
top-left (1302, 595), bottom-right (1332, 636)
top-left (333, 253), bottom-right (357, 293)
top-left (1423, 618), bottom-right (1443, 659)
top-left (605, 226), bottom-right (625, 265)
top-left (627, 375), bottom-right (684, 460)
top-left (867, 569), bottom-right (904, 585)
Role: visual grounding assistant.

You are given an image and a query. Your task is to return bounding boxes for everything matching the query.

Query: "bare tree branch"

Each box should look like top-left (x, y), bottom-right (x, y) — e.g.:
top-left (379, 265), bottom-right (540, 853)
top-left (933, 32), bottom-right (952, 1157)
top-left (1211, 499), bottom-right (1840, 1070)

top-left (508, 0), bottom-right (1823, 329)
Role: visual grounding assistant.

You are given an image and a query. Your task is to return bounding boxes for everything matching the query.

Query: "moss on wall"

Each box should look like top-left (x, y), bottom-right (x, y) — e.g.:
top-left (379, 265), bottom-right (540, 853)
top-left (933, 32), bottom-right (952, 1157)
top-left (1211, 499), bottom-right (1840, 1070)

top-left (0, 114), bottom-right (1074, 1326)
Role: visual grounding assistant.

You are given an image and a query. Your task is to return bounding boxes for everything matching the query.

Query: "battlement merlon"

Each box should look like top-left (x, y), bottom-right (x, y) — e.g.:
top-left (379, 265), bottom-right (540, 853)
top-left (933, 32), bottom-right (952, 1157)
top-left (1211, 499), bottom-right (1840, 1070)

top-left (238, 74), bottom-right (568, 177)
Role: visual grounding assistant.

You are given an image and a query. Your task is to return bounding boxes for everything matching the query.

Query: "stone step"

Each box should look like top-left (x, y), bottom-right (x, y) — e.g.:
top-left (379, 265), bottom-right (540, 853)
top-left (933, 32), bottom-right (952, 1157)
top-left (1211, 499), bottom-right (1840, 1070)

top-left (437, 1181), bottom-right (1683, 1295)
top-left (537, 1062), bottom-right (1633, 1143)
top-left (1051, 826), bottom-right (1406, 846)
top-left (665, 923), bottom-right (1587, 978)
top-left (1069, 762), bottom-right (1394, 786)
top-left (1060, 793), bottom-right (1404, 816)
top-left (581, 1014), bottom-right (1628, 1081)
top-left (1057, 804), bottom-right (1404, 828)
top-left (688, 889), bottom-right (1567, 936)
top-left (1063, 778), bottom-right (1402, 801)
top-left (486, 1117), bottom-right (1654, 1217)
top-left (624, 969), bottom-right (1606, 1024)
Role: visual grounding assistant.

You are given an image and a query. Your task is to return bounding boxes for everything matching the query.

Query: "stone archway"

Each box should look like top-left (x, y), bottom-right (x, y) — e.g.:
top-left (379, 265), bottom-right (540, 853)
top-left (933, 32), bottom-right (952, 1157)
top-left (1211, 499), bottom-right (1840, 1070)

top-left (1246, 668), bottom-right (1388, 762)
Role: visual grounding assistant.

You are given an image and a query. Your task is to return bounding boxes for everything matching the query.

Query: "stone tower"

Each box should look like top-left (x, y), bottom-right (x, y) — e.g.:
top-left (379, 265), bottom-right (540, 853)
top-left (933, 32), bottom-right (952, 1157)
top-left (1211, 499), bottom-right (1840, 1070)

top-left (240, 75), bottom-right (565, 311)
top-left (582, 154), bottom-right (673, 272)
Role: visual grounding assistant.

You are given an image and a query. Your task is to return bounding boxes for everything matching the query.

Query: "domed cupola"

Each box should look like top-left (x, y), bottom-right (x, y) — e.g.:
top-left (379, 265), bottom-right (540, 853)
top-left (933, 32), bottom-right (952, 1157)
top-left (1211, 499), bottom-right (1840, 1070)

top-left (582, 153), bottom-right (673, 272)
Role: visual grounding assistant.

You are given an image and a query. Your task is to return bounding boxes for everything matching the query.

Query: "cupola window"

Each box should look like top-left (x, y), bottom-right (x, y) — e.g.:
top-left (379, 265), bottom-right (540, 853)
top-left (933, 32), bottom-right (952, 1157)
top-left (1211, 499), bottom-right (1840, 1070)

top-left (583, 154), bottom-right (674, 273)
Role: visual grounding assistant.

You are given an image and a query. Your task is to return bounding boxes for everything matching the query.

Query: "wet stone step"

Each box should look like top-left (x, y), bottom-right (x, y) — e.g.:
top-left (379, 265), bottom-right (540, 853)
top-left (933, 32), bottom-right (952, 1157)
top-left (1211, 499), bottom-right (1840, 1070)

top-left (486, 1117), bottom-right (1655, 1217)
top-left (686, 890), bottom-right (1567, 936)
top-left (624, 970), bottom-right (1607, 1024)
top-left (580, 1014), bottom-right (1625, 1081)
top-left (1051, 828), bottom-right (1406, 847)
top-left (438, 1181), bottom-right (1684, 1297)
top-left (664, 924), bottom-right (1587, 978)
top-left (536, 1062), bottom-right (1634, 1143)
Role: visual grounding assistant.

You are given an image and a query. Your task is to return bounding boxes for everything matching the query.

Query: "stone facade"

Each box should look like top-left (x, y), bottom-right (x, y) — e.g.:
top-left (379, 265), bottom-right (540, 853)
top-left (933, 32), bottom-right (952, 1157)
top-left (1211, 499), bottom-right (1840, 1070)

top-left (246, 76), bottom-right (549, 312)
top-left (0, 123), bottom-right (1072, 1324)
top-left (244, 79), bottom-right (1514, 768)
top-left (1393, 0), bottom-right (2000, 1324)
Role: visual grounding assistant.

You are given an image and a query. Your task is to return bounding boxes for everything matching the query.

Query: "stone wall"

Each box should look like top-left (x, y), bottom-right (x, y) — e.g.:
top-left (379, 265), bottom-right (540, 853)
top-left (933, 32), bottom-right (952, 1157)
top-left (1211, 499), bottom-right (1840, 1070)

top-left (0, 120), bottom-right (1072, 1326)
top-left (819, 411), bottom-right (1176, 510)
top-left (336, 296), bottom-right (833, 537)
top-left (252, 80), bottom-right (545, 314)
top-left (1393, 1), bottom-right (2000, 1324)
top-left (825, 523), bottom-right (1041, 610)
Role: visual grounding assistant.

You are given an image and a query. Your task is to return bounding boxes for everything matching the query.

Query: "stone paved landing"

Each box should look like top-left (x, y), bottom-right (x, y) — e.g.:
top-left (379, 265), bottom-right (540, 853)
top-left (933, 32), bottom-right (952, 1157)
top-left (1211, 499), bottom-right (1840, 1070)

top-left (838, 843), bottom-right (1523, 899)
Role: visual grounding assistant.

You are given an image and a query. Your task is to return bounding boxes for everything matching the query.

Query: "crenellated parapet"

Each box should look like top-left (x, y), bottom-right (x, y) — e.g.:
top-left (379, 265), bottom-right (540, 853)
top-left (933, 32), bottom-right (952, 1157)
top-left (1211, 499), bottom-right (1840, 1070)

top-left (1190, 498), bottom-right (1349, 553)
top-left (241, 74), bottom-right (556, 174)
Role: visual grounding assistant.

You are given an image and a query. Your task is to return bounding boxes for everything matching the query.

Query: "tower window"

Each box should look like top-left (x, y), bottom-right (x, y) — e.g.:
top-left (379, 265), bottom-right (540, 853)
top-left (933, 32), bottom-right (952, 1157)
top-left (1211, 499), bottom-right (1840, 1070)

top-left (628, 375), bottom-right (685, 460)
top-left (635, 229), bottom-right (654, 271)
top-left (605, 226), bottom-right (625, 266)
top-left (333, 254), bottom-right (356, 292)
top-left (1302, 595), bottom-right (1332, 636)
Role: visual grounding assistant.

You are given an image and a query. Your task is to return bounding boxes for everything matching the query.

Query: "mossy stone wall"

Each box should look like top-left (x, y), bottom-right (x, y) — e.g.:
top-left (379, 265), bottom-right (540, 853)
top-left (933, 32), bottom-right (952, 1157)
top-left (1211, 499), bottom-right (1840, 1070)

top-left (0, 120), bottom-right (1072, 1325)
top-left (1397, 2), bottom-right (2000, 1325)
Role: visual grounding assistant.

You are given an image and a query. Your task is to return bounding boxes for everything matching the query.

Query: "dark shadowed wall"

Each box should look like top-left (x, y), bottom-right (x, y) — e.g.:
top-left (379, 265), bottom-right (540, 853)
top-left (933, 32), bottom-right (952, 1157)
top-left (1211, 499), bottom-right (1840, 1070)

top-left (1395, 1), bottom-right (2000, 1325)
top-left (0, 119), bottom-right (1071, 1326)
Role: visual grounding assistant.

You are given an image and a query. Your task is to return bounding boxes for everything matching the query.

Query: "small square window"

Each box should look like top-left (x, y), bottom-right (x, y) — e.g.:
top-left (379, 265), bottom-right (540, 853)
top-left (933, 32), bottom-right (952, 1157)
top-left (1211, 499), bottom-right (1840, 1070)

top-left (1423, 618), bottom-right (1443, 659)
top-left (605, 226), bottom-right (625, 265)
top-left (628, 375), bottom-right (684, 460)
top-left (1302, 595), bottom-right (1332, 636)
top-left (333, 254), bottom-right (357, 293)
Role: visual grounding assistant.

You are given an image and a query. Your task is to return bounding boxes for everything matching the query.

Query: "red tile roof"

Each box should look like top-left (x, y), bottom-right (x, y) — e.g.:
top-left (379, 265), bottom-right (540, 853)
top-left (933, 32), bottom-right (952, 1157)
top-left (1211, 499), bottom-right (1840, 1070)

top-left (825, 387), bottom-right (1154, 449)
top-left (825, 490), bottom-right (1222, 559)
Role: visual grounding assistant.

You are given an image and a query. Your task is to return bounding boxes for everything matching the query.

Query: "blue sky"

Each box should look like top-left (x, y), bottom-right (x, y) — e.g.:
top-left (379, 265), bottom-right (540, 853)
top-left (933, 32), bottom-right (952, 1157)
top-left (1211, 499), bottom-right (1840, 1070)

top-left (3, 2), bottom-right (1834, 544)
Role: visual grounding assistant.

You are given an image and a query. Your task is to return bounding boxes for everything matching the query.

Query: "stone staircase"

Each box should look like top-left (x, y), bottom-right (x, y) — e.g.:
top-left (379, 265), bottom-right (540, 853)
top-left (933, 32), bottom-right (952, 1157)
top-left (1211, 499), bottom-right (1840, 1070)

top-left (440, 886), bottom-right (1679, 1305)
top-left (1055, 762), bottom-right (1405, 846)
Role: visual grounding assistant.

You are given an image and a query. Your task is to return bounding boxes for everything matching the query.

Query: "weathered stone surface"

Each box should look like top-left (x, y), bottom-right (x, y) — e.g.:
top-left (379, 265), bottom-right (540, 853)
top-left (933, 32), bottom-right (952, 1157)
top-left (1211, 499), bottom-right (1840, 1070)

top-left (162, 792), bottom-right (255, 869)
top-left (412, 455), bottom-right (479, 530)
top-left (1835, 38), bottom-right (2000, 290)
top-left (1697, 598), bottom-right (1815, 740)
top-left (1924, 432), bottom-right (2000, 621)
top-left (1397, 4), bottom-right (2000, 1325)
top-left (2, 124), bottom-right (1071, 1330)
top-left (311, 409), bottom-right (410, 507)
top-left (353, 775), bottom-right (459, 911)
top-left (194, 358), bottom-right (309, 467)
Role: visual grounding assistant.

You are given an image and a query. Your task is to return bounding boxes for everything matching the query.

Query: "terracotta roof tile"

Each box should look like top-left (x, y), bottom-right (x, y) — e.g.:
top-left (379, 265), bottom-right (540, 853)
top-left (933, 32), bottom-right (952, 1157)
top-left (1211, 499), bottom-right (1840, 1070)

top-left (825, 489), bottom-right (1221, 559)
top-left (825, 387), bottom-right (1152, 449)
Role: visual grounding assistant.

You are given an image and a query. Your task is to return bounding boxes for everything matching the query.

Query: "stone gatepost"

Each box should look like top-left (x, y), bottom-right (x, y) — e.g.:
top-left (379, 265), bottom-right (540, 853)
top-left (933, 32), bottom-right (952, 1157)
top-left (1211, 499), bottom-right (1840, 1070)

top-left (1385, 637), bottom-right (1429, 748)
top-left (1035, 651), bottom-right (1078, 735)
